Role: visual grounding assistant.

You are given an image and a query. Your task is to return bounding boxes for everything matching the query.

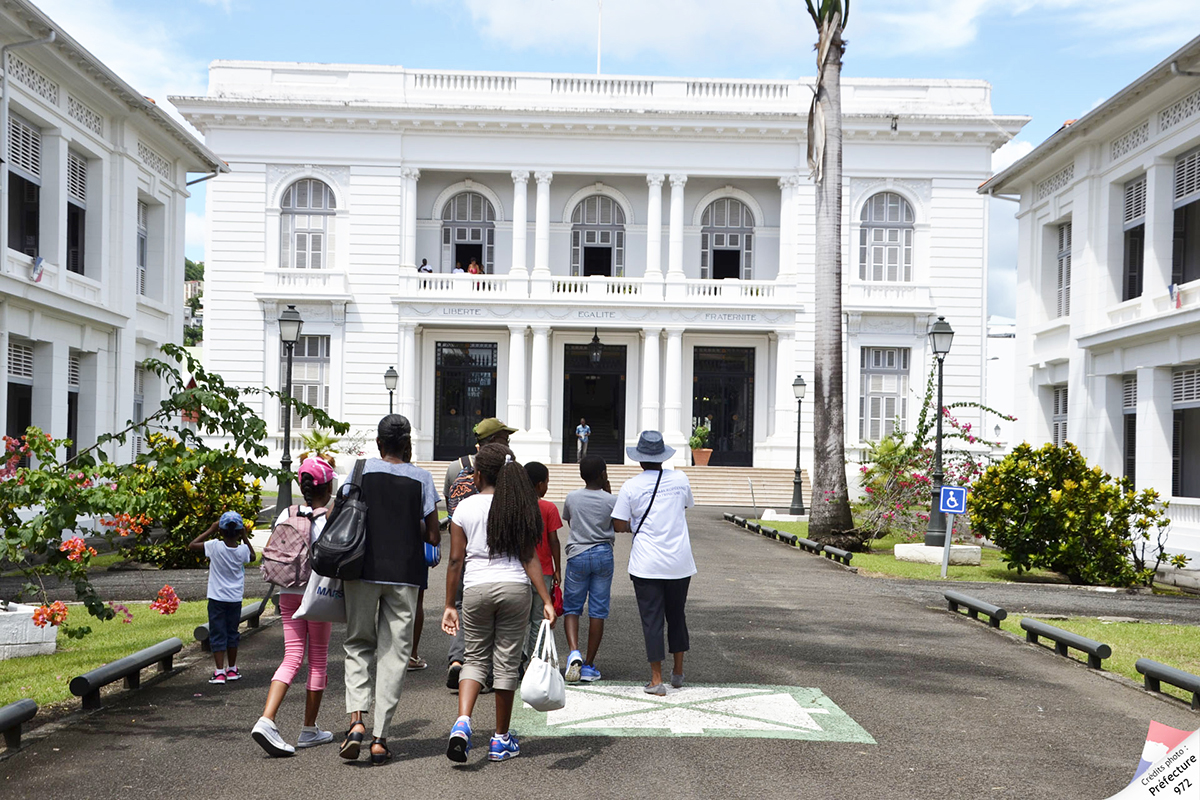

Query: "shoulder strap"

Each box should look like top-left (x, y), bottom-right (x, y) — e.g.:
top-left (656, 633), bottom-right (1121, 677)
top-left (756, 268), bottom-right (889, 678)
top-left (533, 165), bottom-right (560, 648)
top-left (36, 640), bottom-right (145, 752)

top-left (351, 458), bottom-right (366, 486)
top-left (634, 470), bottom-right (664, 535)
top-left (460, 454), bottom-right (472, 471)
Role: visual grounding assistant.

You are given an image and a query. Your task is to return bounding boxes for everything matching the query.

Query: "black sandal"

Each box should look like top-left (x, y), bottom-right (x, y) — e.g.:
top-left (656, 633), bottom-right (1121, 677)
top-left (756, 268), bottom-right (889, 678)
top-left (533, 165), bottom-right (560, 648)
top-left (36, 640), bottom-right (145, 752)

top-left (370, 738), bottom-right (392, 766)
top-left (339, 722), bottom-right (365, 760)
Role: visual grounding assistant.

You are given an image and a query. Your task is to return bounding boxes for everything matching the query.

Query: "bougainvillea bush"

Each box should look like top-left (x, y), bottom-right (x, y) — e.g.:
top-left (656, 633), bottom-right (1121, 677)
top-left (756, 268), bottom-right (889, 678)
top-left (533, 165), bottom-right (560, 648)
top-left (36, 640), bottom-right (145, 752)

top-left (0, 344), bottom-right (346, 637)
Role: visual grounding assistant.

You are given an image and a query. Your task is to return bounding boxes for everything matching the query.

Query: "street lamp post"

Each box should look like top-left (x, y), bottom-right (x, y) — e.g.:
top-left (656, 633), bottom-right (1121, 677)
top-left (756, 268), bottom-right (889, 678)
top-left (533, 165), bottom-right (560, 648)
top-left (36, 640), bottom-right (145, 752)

top-left (383, 366), bottom-right (399, 415)
top-left (589, 328), bottom-right (603, 365)
top-left (790, 375), bottom-right (807, 516)
top-left (924, 316), bottom-right (955, 547)
top-left (276, 305), bottom-right (303, 517)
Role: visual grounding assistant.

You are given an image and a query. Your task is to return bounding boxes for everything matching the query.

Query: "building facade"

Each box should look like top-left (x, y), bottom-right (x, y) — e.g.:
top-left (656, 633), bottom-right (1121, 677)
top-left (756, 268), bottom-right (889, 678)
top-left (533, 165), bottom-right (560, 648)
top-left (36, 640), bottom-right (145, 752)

top-left (981, 36), bottom-right (1200, 558)
top-left (175, 62), bottom-right (1022, 470)
top-left (0, 1), bottom-right (224, 463)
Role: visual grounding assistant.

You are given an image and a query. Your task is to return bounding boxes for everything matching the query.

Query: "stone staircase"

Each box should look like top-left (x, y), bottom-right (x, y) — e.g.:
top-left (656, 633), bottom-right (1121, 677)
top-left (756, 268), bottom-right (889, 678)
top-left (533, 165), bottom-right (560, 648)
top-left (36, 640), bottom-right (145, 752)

top-left (416, 461), bottom-right (809, 509)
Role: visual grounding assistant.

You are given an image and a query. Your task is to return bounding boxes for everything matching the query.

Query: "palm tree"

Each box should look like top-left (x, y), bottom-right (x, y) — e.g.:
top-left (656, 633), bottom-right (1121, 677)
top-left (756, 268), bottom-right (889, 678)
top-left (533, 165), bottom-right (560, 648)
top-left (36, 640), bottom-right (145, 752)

top-left (805, 0), bottom-right (856, 541)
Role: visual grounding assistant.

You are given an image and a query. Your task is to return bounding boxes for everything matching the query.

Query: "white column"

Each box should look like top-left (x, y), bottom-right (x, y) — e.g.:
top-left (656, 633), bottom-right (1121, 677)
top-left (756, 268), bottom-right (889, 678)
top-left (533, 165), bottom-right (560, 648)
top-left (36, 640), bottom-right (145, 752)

top-left (667, 174), bottom-right (687, 279)
top-left (533, 171), bottom-right (553, 276)
top-left (1144, 158), bottom-right (1175, 303)
top-left (1136, 366), bottom-right (1174, 495)
top-left (507, 325), bottom-right (528, 430)
top-left (777, 176), bottom-right (800, 279)
top-left (399, 322), bottom-right (417, 420)
top-left (641, 327), bottom-right (662, 433)
top-left (773, 329), bottom-right (797, 444)
top-left (645, 174), bottom-right (665, 278)
top-left (511, 171), bottom-right (530, 276)
top-left (529, 325), bottom-right (551, 436)
top-left (31, 341), bottom-right (69, 455)
top-left (662, 327), bottom-right (685, 450)
top-left (40, 133), bottom-right (68, 269)
top-left (401, 168), bottom-right (420, 270)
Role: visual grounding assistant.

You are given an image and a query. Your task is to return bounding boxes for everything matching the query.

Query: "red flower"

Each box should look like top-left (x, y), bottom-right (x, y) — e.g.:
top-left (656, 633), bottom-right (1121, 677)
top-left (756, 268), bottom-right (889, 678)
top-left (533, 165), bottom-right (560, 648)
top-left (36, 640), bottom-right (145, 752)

top-left (150, 585), bottom-right (179, 615)
top-left (32, 601), bottom-right (68, 628)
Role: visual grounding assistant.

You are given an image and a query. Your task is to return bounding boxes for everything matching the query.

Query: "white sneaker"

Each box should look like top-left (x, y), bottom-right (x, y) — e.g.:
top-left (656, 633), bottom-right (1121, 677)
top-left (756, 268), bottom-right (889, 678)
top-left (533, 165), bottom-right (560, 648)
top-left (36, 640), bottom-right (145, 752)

top-left (296, 725), bottom-right (334, 749)
top-left (252, 717), bottom-right (296, 758)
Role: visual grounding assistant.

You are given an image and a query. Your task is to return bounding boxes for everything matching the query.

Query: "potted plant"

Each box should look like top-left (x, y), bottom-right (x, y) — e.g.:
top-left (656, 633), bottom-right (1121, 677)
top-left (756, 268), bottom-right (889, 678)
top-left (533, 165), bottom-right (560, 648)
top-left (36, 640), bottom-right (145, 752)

top-left (298, 428), bottom-right (341, 469)
top-left (689, 424), bottom-right (712, 467)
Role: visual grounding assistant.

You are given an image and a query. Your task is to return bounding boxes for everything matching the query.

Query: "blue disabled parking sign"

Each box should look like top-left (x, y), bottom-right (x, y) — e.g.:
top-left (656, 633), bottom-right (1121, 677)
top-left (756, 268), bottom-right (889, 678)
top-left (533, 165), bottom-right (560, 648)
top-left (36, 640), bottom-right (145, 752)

top-left (938, 486), bottom-right (967, 515)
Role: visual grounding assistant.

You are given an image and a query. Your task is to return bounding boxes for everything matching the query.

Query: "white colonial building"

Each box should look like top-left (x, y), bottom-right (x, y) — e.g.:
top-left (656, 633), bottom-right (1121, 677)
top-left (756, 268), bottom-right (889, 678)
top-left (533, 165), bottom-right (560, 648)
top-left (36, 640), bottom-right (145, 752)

top-left (981, 35), bottom-right (1200, 558)
top-left (0, 0), bottom-right (223, 463)
top-left (175, 61), bottom-right (1022, 470)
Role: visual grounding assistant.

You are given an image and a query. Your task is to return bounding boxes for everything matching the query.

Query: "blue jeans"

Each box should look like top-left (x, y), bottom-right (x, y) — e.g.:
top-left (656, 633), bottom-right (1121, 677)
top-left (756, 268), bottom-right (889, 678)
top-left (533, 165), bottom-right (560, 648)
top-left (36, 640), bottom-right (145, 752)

top-left (562, 543), bottom-right (614, 619)
top-left (207, 599), bottom-right (242, 653)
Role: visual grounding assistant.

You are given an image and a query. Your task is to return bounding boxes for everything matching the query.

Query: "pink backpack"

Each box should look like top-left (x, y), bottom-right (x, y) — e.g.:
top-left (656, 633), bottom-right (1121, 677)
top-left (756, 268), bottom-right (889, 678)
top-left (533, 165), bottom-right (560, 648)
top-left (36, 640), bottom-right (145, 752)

top-left (261, 506), bottom-right (325, 588)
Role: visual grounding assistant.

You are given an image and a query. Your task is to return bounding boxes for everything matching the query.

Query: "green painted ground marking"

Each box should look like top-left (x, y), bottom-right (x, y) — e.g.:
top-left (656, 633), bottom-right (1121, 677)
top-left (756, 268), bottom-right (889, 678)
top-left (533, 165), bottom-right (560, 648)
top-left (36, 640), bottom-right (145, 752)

top-left (512, 683), bottom-right (875, 742)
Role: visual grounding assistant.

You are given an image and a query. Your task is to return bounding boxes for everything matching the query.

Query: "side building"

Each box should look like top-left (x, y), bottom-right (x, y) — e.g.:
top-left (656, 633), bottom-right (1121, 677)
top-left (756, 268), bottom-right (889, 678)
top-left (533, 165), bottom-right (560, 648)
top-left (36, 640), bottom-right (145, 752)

top-left (175, 63), bottom-right (1023, 471)
top-left (0, 0), bottom-right (224, 463)
top-left (981, 35), bottom-right (1200, 558)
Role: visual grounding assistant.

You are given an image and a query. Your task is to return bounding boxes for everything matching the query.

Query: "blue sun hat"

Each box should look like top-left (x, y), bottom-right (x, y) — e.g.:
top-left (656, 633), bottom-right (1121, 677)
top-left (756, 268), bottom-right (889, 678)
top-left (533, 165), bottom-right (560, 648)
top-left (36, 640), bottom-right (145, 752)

top-left (218, 510), bottom-right (244, 532)
top-left (626, 430), bottom-right (676, 463)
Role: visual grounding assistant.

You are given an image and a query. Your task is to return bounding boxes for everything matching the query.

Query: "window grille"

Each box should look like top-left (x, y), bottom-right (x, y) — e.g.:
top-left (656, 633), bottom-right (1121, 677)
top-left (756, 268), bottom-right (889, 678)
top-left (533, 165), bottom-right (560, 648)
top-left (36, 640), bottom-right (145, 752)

top-left (1125, 414), bottom-right (1137, 486)
top-left (7, 341), bottom-right (33, 382)
top-left (1174, 367), bottom-right (1200, 408)
top-left (137, 202), bottom-right (148, 296)
top-left (1124, 176), bottom-right (1146, 228)
top-left (7, 53), bottom-right (58, 103)
top-left (137, 142), bottom-right (171, 180)
top-left (1175, 148), bottom-right (1200, 207)
top-left (281, 179), bottom-right (335, 270)
top-left (700, 198), bottom-right (755, 280)
top-left (1173, 411), bottom-right (1184, 497)
top-left (68, 354), bottom-right (81, 389)
top-left (281, 335), bottom-right (331, 430)
top-left (67, 96), bottom-right (103, 136)
top-left (570, 195), bottom-right (626, 277)
top-left (1052, 385), bottom-right (1069, 446)
top-left (8, 115), bottom-right (40, 182)
top-left (1123, 375), bottom-right (1137, 411)
top-left (1056, 222), bottom-right (1072, 317)
top-left (858, 192), bottom-right (914, 283)
top-left (859, 347), bottom-right (910, 442)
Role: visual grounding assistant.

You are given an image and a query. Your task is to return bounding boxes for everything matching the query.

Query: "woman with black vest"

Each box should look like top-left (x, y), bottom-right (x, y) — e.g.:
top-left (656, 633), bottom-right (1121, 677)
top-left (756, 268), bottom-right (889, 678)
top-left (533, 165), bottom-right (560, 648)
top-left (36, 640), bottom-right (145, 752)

top-left (337, 415), bottom-right (440, 765)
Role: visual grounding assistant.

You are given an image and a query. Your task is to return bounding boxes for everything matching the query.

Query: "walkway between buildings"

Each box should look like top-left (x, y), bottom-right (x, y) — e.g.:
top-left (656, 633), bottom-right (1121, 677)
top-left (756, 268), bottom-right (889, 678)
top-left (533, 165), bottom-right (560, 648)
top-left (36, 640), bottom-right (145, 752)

top-left (3, 510), bottom-right (1198, 799)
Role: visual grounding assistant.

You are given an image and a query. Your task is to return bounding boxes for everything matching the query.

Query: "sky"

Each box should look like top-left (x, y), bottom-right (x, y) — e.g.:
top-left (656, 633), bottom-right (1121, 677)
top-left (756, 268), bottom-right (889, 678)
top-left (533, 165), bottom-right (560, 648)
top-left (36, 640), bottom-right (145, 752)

top-left (35, 0), bottom-right (1200, 317)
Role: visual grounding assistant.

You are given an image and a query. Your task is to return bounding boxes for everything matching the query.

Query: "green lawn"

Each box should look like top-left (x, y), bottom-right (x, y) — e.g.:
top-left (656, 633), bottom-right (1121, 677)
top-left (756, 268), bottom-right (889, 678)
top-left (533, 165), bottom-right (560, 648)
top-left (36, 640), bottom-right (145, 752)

top-left (998, 615), bottom-right (1200, 704)
top-left (751, 521), bottom-right (1068, 584)
top-left (0, 601), bottom-right (210, 708)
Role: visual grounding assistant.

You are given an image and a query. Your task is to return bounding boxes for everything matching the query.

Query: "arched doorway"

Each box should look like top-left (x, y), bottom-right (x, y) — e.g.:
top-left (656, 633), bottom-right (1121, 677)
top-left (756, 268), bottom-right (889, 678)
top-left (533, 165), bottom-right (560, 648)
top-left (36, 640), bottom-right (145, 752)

top-left (441, 191), bottom-right (496, 273)
top-left (571, 195), bottom-right (626, 277)
top-left (701, 197), bottom-right (754, 280)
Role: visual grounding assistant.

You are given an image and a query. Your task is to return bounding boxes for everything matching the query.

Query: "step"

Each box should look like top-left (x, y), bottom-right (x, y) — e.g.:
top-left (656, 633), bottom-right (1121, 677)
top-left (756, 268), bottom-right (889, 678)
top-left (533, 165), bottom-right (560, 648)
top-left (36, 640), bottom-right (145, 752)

top-left (416, 462), bottom-right (809, 508)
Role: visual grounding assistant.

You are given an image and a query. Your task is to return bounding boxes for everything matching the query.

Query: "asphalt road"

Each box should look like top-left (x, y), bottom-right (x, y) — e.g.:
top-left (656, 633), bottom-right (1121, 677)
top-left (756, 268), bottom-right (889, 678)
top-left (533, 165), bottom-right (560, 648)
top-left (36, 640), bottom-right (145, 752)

top-left (3, 510), bottom-right (1198, 800)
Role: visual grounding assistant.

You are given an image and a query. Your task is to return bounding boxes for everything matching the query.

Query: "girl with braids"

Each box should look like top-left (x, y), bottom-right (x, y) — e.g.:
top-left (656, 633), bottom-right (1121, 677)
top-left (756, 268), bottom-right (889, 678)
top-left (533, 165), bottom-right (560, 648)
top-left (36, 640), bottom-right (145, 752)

top-left (252, 457), bottom-right (336, 757)
top-left (441, 443), bottom-right (555, 763)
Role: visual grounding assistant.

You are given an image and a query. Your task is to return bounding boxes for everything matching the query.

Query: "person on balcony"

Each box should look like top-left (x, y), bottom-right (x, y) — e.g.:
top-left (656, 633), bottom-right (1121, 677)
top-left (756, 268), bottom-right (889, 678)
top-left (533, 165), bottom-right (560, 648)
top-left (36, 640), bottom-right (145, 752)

top-left (467, 259), bottom-right (482, 275)
top-left (418, 258), bottom-right (432, 273)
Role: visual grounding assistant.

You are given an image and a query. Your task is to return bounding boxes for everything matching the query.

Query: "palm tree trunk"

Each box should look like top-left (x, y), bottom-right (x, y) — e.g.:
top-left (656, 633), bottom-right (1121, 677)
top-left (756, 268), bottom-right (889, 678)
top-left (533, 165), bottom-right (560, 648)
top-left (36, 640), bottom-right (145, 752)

top-left (809, 28), bottom-right (855, 539)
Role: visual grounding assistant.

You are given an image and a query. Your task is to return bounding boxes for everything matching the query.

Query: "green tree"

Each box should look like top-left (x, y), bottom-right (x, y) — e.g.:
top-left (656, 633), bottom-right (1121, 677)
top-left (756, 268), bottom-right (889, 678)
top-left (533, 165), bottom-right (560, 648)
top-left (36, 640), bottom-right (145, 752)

top-left (184, 258), bottom-right (204, 282)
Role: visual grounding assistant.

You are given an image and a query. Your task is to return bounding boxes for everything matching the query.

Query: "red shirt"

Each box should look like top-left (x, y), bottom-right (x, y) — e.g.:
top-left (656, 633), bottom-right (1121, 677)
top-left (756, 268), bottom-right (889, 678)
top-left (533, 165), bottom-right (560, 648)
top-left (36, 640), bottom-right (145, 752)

top-left (535, 498), bottom-right (562, 576)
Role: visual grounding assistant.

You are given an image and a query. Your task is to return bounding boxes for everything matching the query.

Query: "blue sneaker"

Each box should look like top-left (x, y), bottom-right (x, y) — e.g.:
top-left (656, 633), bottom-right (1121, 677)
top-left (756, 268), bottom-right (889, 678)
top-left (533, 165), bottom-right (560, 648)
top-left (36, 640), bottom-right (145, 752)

top-left (579, 664), bottom-right (601, 682)
top-left (446, 717), bottom-right (472, 763)
top-left (565, 650), bottom-right (583, 683)
top-left (488, 732), bottom-right (520, 762)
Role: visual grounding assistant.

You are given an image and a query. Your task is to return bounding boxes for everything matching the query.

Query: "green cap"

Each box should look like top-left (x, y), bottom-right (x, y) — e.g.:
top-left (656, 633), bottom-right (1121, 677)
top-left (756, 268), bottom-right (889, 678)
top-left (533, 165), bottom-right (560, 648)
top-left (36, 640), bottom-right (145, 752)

top-left (474, 417), bottom-right (518, 442)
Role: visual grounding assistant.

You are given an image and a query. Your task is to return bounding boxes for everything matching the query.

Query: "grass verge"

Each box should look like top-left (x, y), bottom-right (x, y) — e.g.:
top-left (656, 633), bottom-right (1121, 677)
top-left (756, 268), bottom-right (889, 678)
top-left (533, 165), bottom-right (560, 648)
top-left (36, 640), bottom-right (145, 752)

top-left (0, 601), bottom-right (209, 708)
top-left (751, 521), bottom-right (1068, 584)
top-left (998, 615), bottom-right (1200, 705)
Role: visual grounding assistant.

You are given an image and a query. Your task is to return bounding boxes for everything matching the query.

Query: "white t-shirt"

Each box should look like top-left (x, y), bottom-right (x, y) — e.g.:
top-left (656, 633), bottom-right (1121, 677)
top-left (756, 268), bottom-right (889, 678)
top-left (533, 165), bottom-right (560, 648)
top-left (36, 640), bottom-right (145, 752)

top-left (453, 493), bottom-right (530, 589)
top-left (272, 506), bottom-right (328, 596)
top-left (204, 539), bottom-right (252, 603)
top-left (613, 468), bottom-right (697, 580)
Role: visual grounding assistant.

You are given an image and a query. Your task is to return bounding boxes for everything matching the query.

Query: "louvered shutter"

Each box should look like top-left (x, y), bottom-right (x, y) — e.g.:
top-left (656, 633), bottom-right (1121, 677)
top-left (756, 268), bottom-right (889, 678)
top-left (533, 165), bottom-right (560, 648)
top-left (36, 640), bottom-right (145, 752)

top-left (1057, 223), bottom-right (1072, 317)
top-left (7, 341), bottom-right (33, 381)
top-left (1124, 415), bottom-right (1137, 485)
top-left (1176, 148), bottom-right (1200, 207)
top-left (8, 116), bottom-right (40, 183)
top-left (1173, 411), bottom-right (1183, 497)
top-left (1124, 177), bottom-right (1146, 227)
top-left (67, 152), bottom-right (87, 206)
top-left (137, 202), bottom-right (148, 296)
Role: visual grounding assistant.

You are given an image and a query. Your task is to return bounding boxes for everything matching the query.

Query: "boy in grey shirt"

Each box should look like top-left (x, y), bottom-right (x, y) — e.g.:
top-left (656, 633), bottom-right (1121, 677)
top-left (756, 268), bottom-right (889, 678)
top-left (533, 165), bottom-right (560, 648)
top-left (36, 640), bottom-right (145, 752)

top-left (560, 455), bottom-right (617, 683)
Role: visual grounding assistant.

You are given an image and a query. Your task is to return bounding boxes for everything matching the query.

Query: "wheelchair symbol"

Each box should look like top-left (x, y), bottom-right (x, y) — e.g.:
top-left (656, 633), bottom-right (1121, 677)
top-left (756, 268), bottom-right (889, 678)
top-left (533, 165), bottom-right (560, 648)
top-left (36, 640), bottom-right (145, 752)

top-left (939, 486), bottom-right (966, 515)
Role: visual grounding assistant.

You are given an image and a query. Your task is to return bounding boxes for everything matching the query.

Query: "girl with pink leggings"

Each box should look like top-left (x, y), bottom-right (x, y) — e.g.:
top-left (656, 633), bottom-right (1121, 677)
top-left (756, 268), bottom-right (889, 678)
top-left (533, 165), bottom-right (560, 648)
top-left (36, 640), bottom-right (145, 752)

top-left (251, 457), bottom-right (337, 758)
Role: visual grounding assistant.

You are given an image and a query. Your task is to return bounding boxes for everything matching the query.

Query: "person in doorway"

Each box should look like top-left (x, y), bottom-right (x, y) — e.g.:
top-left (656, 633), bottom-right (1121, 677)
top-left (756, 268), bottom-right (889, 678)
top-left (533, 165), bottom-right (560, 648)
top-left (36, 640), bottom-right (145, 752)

top-left (521, 461), bottom-right (561, 672)
top-left (467, 258), bottom-right (482, 275)
top-left (251, 457), bottom-right (336, 757)
top-left (612, 431), bottom-right (696, 696)
top-left (336, 415), bottom-right (440, 766)
top-left (189, 511), bottom-right (255, 686)
top-left (575, 418), bottom-right (591, 462)
top-left (442, 417), bottom-right (518, 690)
top-left (453, 262), bottom-right (465, 274)
top-left (418, 258), bottom-right (432, 273)
top-left (561, 455), bottom-right (616, 683)
top-left (441, 444), bottom-right (555, 763)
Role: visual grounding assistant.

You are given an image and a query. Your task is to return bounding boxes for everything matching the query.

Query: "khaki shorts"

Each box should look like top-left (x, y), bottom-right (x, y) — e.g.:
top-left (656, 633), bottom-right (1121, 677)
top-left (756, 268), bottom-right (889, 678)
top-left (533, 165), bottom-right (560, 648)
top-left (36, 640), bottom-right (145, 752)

top-left (460, 581), bottom-right (529, 692)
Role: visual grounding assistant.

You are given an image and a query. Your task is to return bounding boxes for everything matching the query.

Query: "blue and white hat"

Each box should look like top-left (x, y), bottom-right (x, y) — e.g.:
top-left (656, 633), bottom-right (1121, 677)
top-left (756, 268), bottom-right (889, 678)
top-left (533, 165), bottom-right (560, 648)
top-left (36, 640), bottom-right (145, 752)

top-left (626, 430), bottom-right (676, 463)
top-left (218, 510), bottom-right (244, 531)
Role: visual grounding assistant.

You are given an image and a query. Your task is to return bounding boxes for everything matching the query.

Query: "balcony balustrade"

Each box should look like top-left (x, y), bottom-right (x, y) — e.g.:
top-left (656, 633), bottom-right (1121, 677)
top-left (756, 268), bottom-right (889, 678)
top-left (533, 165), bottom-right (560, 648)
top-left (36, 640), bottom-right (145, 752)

top-left (843, 281), bottom-right (935, 313)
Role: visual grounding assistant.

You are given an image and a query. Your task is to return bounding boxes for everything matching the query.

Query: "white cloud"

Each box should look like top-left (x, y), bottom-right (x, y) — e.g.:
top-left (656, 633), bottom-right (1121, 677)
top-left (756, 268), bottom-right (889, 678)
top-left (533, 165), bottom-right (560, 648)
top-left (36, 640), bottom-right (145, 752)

top-left (185, 210), bottom-right (206, 260)
top-left (197, 0), bottom-right (235, 12)
top-left (991, 139), bottom-right (1034, 173)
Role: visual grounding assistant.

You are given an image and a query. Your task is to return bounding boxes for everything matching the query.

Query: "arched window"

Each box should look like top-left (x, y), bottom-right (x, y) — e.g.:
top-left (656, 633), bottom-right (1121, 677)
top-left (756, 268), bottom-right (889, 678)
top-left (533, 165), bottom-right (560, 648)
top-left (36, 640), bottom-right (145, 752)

top-left (571, 195), bottom-right (626, 277)
top-left (701, 198), bottom-right (755, 280)
top-left (859, 192), bottom-right (914, 282)
top-left (441, 191), bottom-right (496, 273)
top-left (281, 179), bottom-right (336, 269)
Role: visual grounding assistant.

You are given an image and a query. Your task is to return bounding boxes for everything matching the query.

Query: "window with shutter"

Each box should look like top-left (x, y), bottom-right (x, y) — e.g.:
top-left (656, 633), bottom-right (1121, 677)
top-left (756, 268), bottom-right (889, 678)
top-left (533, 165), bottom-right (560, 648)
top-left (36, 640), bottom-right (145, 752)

top-left (7, 341), bottom-right (33, 382)
top-left (1051, 385), bottom-right (1069, 446)
top-left (700, 197), bottom-right (755, 280)
top-left (1122, 178), bottom-right (1146, 301)
top-left (859, 192), bottom-right (914, 283)
top-left (281, 335), bottom-right (330, 430)
top-left (859, 347), bottom-right (910, 441)
top-left (132, 366), bottom-right (145, 458)
top-left (1122, 375), bottom-right (1137, 485)
top-left (137, 201), bottom-right (148, 296)
top-left (1176, 148), bottom-right (1200, 207)
top-left (280, 179), bottom-right (334, 269)
top-left (8, 116), bottom-right (40, 181)
top-left (1173, 411), bottom-right (1184, 497)
top-left (569, 195), bottom-right (625, 277)
top-left (7, 116), bottom-right (41, 257)
top-left (1174, 150), bottom-right (1200, 286)
top-left (1056, 223), bottom-right (1072, 317)
top-left (441, 191), bottom-right (497, 273)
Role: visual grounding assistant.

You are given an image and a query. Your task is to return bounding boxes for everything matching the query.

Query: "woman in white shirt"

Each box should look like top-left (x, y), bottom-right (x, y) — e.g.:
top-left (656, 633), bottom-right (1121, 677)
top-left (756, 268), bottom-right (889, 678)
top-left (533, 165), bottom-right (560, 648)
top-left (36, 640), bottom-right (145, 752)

top-left (441, 443), bottom-right (555, 763)
top-left (612, 431), bottom-right (696, 697)
top-left (252, 456), bottom-right (336, 757)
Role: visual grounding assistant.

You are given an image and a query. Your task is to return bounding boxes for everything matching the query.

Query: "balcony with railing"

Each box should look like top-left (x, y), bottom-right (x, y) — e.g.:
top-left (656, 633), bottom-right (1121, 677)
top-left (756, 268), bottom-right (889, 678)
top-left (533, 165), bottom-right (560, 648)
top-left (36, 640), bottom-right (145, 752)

top-left (259, 268), bottom-right (352, 300)
top-left (843, 282), bottom-right (935, 314)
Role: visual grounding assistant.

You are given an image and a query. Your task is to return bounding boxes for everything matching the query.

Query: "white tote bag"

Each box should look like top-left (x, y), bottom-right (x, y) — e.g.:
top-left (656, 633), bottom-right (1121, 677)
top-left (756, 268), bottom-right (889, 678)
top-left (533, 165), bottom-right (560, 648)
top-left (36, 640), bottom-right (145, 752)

top-left (520, 619), bottom-right (566, 712)
top-left (293, 572), bottom-right (346, 624)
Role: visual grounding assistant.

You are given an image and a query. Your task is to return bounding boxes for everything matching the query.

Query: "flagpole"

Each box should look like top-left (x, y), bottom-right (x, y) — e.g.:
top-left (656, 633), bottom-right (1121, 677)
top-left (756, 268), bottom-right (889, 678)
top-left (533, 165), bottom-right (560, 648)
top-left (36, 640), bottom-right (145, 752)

top-left (597, 0), bottom-right (602, 74)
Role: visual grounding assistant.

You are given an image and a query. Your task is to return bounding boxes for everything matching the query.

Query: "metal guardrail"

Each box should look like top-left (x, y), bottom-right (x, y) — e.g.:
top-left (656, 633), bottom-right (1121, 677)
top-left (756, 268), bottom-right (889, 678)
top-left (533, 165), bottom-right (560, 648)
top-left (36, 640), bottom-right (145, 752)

top-left (823, 545), bottom-right (853, 565)
top-left (796, 537), bottom-right (822, 554)
top-left (731, 516), bottom-right (746, 527)
top-left (945, 591), bottom-right (1007, 628)
top-left (722, 513), bottom-right (735, 522)
top-left (194, 599), bottom-right (269, 652)
top-left (1136, 659), bottom-right (1200, 710)
top-left (746, 521), bottom-right (761, 534)
top-left (69, 638), bottom-right (183, 710)
top-left (1020, 619), bottom-right (1111, 669)
top-left (0, 699), bottom-right (36, 750)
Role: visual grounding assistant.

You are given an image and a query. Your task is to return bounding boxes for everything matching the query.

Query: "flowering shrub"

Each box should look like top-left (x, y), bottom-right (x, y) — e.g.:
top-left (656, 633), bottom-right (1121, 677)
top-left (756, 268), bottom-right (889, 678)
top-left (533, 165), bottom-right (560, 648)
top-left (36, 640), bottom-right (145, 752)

top-left (149, 585), bottom-right (180, 615)
top-left (58, 536), bottom-right (97, 563)
top-left (31, 601), bottom-right (69, 628)
top-left (856, 364), bottom-right (1012, 542)
top-left (109, 602), bottom-right (134, 624)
